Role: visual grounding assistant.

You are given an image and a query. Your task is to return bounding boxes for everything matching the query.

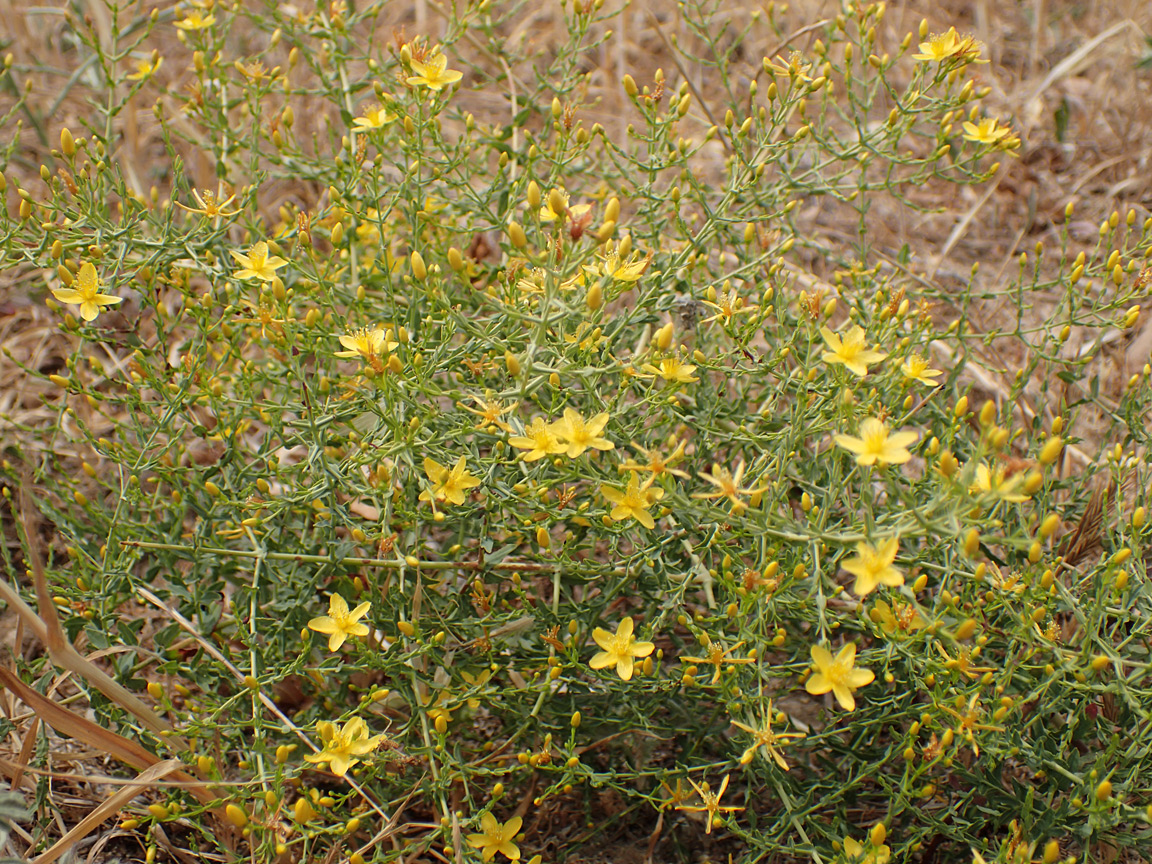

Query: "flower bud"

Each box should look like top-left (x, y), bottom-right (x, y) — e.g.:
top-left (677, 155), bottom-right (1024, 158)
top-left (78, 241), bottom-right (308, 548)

top-left (604, 197), bottom-right (620, 223)
top-left (507, 221), bottom-right (527, 249)
top-left (1039, 435), bottom-right (1063, 466)
top-left (586, 282), bottom-right (603, 311)
top-left (870, 823), bottom-right (886, 848)
top-left (548, 188), bottom-right (567, 218)
top-left (410, 250), bottom-right (427, 280)
top-left (225, 804), bottom-right (249, 829)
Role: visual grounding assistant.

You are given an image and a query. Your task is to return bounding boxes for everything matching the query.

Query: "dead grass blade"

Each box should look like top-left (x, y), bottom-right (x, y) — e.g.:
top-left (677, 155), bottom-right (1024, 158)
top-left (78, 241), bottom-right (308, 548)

top-left (0, 665), bottom-right (221, 818)
top-left (0, 484), bottom-right (184, 747)
top-left (1023, 20), bottom-right (1138, 127)
top-left (31, 758), bottom-right (187, 864)
top-left (1057, 481), bottom-right (1111, 568)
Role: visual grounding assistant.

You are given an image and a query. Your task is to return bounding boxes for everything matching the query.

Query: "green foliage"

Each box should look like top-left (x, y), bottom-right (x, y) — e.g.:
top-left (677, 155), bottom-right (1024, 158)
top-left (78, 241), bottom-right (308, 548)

top-left (2, 2), bottom-right (1151, 863)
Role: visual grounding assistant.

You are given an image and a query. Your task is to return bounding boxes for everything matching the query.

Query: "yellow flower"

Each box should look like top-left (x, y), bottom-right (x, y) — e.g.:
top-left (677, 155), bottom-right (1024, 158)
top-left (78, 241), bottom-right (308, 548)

top-left (764, 50), bottom-right (814, 82)
top-left (601, 473), bottom-right (663, 529)
top-left (820, 325), bottom-right (887, 377)
top-left (551, 408), bottom-right (614, 457)
top-left (900, 354), bottom-right (942, 386)
top-left (680, 634), bottom-right (755, 684)
top-left (420, 456), bottom-right (481, 506)
top-left (962, 117), bottom-right (1012, 146)
top-left (335, 326), bottom-right (397, 360)
top-left (230, 241), bottom-right (288, 282)
top-left (870, 599), bottom-right (926, 636)
top-left (353, 102), bottom-right (397, 130)
top-left (176, 188), bottom-right (239, 218)
top-left (587, 243), bottom-right (651, 282)
top-left (639, 356), bottom-right (698, 384)
top-left (700, 286), bottom-right (758, 326)
top-left (508, 417), bottom-right (567, 462)
top-left (842, 537), bottom-right (904, 596)
top-left (303, 716), bottom-right (384, 777)
top-left (174, 10), bottom-right (215, 30)
top-left (969, 463), bottom-right (1029, 502)
top-left (540, 190), bottom-right (593, 227)
top-left (589, 617), bottom-right (654, 681)
top-left (620, 438), bottom-right (689, 480)
top-left (911, 28), bottom-right (963, 62)
top-left (731, 700), bottom-right (805, 770)
top-left (834, 417), bottom-right (918, 467)
top-left (805, 642), bottom-right (874, 712)
top-left (692, 461), bottom-right (767, 513)
top-left (461, 394), bottom-right (516, 432)
top-left (307, 593), bottom-right (371, 651)
top-left (126, 55), bottom-right (163, 80)
top-left (911, 27), bottom-right (985, 64)
top-left (407, 50), bottom-right (463, 92)
top-left (51, 262), bottom-right (124, 322)
top-left (674, 775), bottom-right (743, 834)
top-left (843, 835), bottom-right (891, 864)
top-left (465, 812), bottom-right (523, 862)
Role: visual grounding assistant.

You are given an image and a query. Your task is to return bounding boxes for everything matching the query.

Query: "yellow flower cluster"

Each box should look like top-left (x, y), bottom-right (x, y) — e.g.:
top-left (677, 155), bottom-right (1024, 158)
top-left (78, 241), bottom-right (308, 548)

top-left (508, 408), bottom-right (613, 460)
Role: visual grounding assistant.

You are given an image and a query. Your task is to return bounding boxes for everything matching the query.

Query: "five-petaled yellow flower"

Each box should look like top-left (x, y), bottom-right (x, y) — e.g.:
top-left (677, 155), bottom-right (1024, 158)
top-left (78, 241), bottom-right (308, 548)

top-left (590, 617), bottom-right (654, 681)
top-left (51, 262), bottom-right (124, 322)
top-left (962, 117), bottom-right (1012, 146)
top-left (174, 10), bottom-right (215, 30)
top-left (912, 28), bottom-right (983, 63)
top-left (692, 461), bottom-right (767, 513)
top-left (466, 812), bottom-right (523, 862)
top-left (732, 700), bottom-right (805, 770)
top-left (700, 286), bottom-right (758, 326)
top-left (461, 394), bottom-right (516, 432)
top-left (303, 716), bottom-right (384, 777)
top-left (308, 593), bottom-right (371, 651)
top-left (639, 356), bottom-right (698, 384)
top-left (353, 103), bottom-right (397, 130)
top-left (126, 55), bottom-right (163, 80)
top-left (552, 408), bottom-right (614, 457)
top-left (835, 417), bottom-right (918, 467)
top-left (870, 599), bottom-right (926, 636)
top-left (231, 241), bottom-right (287, 282)
top-left (407, 50), bottom-right (463, 92)
top-left (601, 473), bottom-right (663, 529)
top-left (420, 456), bottom-right (481, 506)
top-left (842, 537), bottom-right (904, 596)
top-left (900, 354), bottom-right (942, 386)
top-left (176, 188), bottom-right (239, 219)
top-left (335, 326), bottom-right (397, 360)
top-left (969, 463), bottom-right (1029, 503)
top-left (675, 775), bottom-right (743, 834)
top-left (587, 244), bottom-right (651, 282)
top-left (509, 417), bottom-right (567, 461)
top-left (805, 642), bottom-right (874, 712)
top-left (621, 438), bottom-right (690, 480)
top-left (820, 325), bottom-right (887, 377)
top-left (680, 634), bottom-right (755, 684)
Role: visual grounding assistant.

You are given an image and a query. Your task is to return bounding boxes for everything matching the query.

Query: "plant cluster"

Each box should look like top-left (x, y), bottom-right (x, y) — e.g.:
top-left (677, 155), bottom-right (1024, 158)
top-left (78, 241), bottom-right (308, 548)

top-left (1, 1), bottom-right (1151, 862)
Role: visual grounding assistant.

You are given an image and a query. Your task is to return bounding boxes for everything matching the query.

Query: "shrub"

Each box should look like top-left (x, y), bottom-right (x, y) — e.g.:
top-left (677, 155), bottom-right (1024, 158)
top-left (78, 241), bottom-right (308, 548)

top-left (1, 1), bottom-right (1150, 862)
